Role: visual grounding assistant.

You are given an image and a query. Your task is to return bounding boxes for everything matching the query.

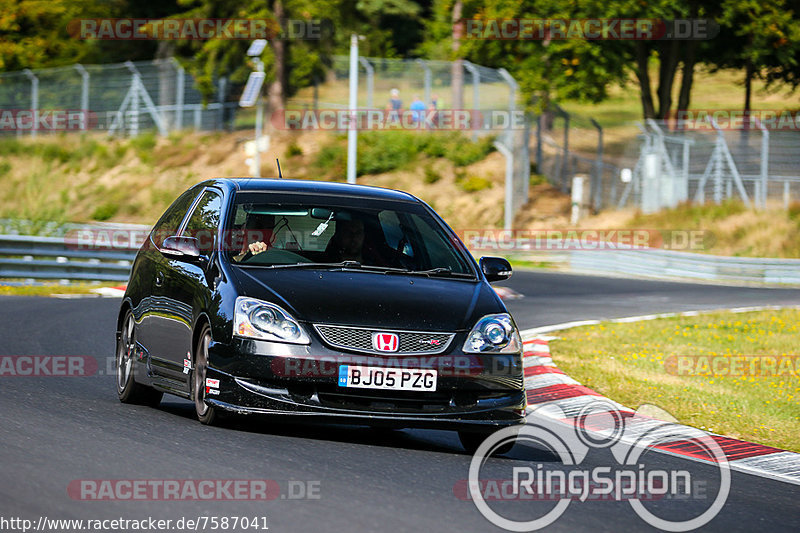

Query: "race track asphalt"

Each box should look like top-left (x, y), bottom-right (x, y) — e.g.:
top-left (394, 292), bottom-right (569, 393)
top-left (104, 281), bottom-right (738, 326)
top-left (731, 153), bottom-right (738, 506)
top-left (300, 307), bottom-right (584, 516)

top-left (1, 270), bottom-right (798, 532)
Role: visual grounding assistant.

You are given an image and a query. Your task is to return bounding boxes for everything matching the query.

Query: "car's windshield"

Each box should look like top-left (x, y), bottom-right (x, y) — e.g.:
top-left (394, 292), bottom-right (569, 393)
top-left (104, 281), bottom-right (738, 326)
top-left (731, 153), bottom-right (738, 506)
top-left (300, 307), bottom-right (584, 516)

top-left (226, 192), bottom-right (474, 276)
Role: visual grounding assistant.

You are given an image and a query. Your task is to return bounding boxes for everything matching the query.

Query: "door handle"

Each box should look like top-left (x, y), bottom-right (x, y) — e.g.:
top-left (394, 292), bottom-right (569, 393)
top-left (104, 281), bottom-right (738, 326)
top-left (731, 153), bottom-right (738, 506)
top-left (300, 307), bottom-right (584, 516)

top-left (155, 271), bottom-right (164, 287)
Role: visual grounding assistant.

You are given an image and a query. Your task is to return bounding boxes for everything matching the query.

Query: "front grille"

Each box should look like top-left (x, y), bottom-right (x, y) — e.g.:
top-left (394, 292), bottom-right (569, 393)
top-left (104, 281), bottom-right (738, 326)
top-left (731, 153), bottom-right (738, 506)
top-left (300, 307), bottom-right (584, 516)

top-left (314, 324), bottom-right (454, 355)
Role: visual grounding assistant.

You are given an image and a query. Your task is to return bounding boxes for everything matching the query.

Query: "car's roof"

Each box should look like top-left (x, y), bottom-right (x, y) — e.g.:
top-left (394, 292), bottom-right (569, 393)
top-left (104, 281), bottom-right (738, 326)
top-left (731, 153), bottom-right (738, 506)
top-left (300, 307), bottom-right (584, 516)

top-left (205, 178), bottom-right (419, 203)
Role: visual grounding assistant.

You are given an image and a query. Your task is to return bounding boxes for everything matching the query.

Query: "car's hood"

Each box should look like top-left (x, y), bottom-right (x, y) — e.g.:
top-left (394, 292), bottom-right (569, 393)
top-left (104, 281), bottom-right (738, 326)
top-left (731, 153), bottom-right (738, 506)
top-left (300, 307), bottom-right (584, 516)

top-left (231, 267), bottom-right (504, 331)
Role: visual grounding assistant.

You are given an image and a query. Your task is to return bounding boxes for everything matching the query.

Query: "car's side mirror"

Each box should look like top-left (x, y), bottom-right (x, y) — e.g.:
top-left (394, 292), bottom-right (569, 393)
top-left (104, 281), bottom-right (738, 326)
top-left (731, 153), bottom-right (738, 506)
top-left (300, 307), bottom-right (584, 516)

top-left (479, 256), bottom-right (512, 282)
top-left (160, 235), bottom-right (204, 261)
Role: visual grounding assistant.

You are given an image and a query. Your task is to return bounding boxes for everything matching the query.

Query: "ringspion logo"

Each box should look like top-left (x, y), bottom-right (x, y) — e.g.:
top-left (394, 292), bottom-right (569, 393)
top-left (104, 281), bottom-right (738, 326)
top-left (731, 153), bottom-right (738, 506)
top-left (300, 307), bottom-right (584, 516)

top-left (466, 401), bottom-right (730, 531)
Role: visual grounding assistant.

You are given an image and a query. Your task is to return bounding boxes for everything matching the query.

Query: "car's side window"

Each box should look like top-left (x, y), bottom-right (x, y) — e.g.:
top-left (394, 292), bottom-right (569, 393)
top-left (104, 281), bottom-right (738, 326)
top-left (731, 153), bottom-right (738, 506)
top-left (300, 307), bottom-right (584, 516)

top-left (182, 190), bottom-right (223, 253)
top-left (150, 189), bottom-right (200, 248)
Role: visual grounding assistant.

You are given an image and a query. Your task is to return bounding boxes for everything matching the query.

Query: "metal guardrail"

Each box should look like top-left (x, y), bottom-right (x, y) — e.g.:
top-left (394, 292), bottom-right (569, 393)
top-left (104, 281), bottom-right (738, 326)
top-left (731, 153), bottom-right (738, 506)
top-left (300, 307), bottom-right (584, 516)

top-left (0, 234), bottom-right (137, 282)
top-left (476, 237), bottom-right (800, 285)
top-left (569, 248), bottom-right (800, 284)
top-left (4, 232), bottom-right (800, 285)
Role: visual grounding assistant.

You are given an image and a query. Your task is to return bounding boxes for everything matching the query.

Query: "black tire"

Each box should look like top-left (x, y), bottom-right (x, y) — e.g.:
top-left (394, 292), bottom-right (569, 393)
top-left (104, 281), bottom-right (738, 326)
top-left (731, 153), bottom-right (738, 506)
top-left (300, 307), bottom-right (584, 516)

top-left (116, 310), bottom-right (163, 407)
top-left (458, 429), bottom-right (517, 456)
top-left (193, 325), bottom-right (219, 425)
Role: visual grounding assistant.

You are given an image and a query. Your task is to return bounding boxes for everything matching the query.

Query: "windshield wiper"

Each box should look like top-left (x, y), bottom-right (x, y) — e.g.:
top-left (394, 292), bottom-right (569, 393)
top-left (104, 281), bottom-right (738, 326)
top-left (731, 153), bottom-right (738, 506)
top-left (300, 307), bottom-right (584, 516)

top-left (263, 261), bottom-right (407, 273)
top-left (263, 261), bottom-right (363, 270)
top-left (388, 267), bottom-right (475, 279)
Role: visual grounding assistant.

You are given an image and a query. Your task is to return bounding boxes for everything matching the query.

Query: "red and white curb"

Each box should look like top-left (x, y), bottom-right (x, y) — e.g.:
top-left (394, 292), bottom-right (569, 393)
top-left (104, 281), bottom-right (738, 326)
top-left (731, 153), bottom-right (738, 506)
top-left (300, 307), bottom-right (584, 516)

top-left (522, 336), bottom-right (800, 486)
top-left (90, 285), bottom-right (127, 298)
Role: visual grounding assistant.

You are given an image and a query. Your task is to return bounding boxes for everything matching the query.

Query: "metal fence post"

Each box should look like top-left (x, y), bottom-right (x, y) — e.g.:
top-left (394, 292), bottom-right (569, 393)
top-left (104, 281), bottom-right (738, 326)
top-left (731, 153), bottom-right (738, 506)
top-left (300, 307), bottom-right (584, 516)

top-left (124, 62), bottom-right (140, 136)
top-left (536, 114), bottom-right (542, 174)
top-left (358, 56), bottom-right (374, 109)
top-left (74, 64), bottom-right (89, 130)
top-left (784, 181), bottom-right (790, 210)
top-left (174, 58), bottom-right (185, 130)
top-left (415, 59), bottom-right (431, 110)
top-left (754, 117), bottom-right (769, 209)
top-left (217, 76), bottom-right (227, 130)
top-left (494, 141), bottom-right (514, 230)
top-left (497, 68), bottom-right (521, 222)
top-left (22, 69), bottom-right (38, 137)
top-left (463, 61), bottom-right (480, 140)
top-left (562, 110), bottom-right (570, 191)
top-left (590, 118), bottom-right (603, 210)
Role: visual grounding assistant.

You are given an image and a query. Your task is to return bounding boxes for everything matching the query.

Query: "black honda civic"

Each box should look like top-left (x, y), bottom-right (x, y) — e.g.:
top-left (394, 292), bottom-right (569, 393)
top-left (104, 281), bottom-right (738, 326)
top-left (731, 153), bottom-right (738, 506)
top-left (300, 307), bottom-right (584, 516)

top-left (116, 178), bottom-right (525, 452)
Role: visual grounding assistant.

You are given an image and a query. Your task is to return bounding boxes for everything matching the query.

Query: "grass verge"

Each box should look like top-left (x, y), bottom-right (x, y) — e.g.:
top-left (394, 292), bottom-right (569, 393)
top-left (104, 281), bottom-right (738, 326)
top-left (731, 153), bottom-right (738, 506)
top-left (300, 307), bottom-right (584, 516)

top-left (0, 283), bottom-right (106, 297)
top-left (549, 309), bottom-right (800, 452)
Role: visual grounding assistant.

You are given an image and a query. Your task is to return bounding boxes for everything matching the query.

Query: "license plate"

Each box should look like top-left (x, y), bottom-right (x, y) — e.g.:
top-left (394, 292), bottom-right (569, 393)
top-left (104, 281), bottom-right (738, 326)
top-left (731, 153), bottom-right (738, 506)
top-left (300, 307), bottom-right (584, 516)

top-left (338, 365), bottom-right (437, 391)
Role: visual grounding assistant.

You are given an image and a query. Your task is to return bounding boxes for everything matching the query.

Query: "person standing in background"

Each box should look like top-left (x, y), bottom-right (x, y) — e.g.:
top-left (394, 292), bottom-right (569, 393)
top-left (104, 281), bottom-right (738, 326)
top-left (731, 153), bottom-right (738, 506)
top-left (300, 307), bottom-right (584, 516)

top-left (429, 94), bottom-right (440, 128)
top-left (388, 88), bottom-right (402, 121)
top-left (409, 95), bottom-right (426, 125)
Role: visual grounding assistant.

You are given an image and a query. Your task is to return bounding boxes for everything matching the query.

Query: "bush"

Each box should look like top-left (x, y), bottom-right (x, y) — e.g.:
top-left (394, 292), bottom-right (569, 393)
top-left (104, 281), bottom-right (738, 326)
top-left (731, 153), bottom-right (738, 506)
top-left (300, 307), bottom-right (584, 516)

top-left (787, 201), bottom-right (800, 221)
top-left (130, 132), bottom-right (157, 163)
top-left (457, 173), bottom-right (492, 193)
top-left (314, 131), bottom-right (495, 178)
top-left (91, 202), bottom-right (119, 221)
top-left (419, 132), bottom-right (495, 167)
top-left (357, 131), bottom-right (421, 175)
top-left (423, 164), bottom-right (441, 184)
top-left (286, 141), bottom-right (303, 157)
top-left (314, 144), bottom-right (345, 176)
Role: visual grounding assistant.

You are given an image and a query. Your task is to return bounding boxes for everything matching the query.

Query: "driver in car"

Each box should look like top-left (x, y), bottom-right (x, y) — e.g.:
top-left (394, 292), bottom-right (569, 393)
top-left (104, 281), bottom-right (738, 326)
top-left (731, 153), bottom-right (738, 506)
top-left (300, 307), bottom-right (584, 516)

top-left (233, 213), bottom-right (275, 261)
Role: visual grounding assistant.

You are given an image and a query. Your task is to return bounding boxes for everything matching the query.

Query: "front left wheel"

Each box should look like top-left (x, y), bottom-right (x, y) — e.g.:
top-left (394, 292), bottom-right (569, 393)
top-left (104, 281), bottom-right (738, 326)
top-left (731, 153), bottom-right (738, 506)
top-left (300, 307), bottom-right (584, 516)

top-left (193, 325), bottom-right (219, 425)
top-left (116, 310), bottom-right (163, 407)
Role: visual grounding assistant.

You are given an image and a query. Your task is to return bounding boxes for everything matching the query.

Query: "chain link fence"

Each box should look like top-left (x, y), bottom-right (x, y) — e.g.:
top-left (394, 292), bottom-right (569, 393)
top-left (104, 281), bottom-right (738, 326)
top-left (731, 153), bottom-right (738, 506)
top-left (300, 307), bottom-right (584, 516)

top-left (5, 57), bottom-right (794, 221)
top-left (288, 55), bottom-right (531, 227)
top-left (1, 56), bottom-right (533, 226)
top-left (618, 119), bottom-right (800, 212)
top-left (0, 59), bottom-right (234, 136)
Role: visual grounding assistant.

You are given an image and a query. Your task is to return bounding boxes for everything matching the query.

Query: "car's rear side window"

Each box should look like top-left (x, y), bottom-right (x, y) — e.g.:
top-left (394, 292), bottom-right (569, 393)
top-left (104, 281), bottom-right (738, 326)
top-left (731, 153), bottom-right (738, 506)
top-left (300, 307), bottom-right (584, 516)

top-left (150, 189), bottom-right (199, 248)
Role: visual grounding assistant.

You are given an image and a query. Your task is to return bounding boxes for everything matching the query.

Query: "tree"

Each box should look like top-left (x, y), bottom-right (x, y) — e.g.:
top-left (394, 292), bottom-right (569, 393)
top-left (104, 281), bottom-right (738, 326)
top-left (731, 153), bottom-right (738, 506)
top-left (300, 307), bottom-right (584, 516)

top-left (0, 0), bottom-right (115, 71)
top-left (716, 0), bottom-right (800, 113)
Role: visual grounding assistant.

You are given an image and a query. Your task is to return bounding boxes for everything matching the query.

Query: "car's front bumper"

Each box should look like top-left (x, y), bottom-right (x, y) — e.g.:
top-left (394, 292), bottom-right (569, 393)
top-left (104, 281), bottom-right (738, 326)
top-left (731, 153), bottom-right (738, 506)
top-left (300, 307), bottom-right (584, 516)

top-left (203, 336), bottom-right (527, 430)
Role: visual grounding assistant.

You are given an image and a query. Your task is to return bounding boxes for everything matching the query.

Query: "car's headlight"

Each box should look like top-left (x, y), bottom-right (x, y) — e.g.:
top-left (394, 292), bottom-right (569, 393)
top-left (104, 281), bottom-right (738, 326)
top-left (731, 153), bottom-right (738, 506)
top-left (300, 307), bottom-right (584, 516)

top-left (463, 313), bottom-right (521, 353)
top-left (234, 297), bottom-right (310, 344)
